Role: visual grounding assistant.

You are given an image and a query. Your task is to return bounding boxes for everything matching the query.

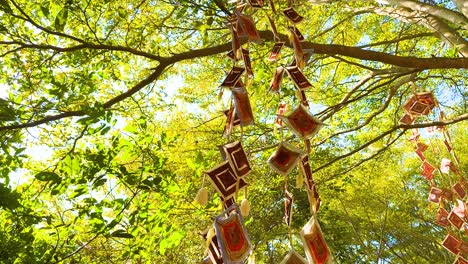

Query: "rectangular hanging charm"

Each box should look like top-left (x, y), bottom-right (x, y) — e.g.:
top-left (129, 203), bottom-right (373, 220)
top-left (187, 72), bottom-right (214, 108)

top-left (442, 233), bottom-right (461, 255)
top-left (222, 141), bottom-right (252, 177)
top-left (283, 7), bottom-right (304, 24)
top-left (221, 67), bottom-right (245, 88)
top-left (232, 87), bottom-right (255, 126)
top-left (275, 102), bottom-right (287, 128)
top-left (435, 207), bottom-right (449, 227)
top-left (286, 66), bottom-right (312, 90)
top-left (238, 14), bottom-right (262, 44)
top-left (215, 204), bottom-right (252, 264)
top-left (301, 216), bottom-right (332, 264)
top-left (299, 155), bottom-right (315, 192)
top-left (270, 67), bottom-right (285, 93)
top-left (284, 190), bottom-right (293, 226)
top-left (268, 42), bottom-right (285, 61)
top-left (206, 161), bottom-right (247, 199)
top-left (247, 0), bottom-right (263, 8)
top-left (242, 48), bottom-right (253, 78)
top-left (399, 114), bottom-right (415, 125)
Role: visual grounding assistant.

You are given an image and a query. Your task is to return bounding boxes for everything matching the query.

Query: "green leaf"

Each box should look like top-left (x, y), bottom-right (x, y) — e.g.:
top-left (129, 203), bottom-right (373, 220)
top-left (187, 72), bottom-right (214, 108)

top-left (111, 230), bottom-right (134, 239)
top-left (40, 1), bottom-right (50, 18)
top-left (35, 171), bottom-right (61, 183)
top-left (0, 0), bottom-right (12, 13)
top-left (54, 8), bottom-right (68, 31)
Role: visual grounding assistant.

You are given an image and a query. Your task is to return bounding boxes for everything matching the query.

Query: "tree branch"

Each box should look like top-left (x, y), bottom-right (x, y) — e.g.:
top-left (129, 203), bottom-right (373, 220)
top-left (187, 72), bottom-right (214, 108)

top-left (312, 113), bottom-right (468, 173)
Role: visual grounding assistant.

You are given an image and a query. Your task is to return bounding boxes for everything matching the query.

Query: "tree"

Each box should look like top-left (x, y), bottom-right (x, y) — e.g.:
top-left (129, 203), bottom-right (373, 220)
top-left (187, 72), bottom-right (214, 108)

top-left (0, 0), bottom-right (466, 263)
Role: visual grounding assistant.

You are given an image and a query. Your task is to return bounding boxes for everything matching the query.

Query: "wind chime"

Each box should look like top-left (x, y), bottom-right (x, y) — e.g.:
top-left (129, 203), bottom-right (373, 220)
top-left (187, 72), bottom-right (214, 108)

top-left (400, 84), bottom-right (467, 263)
top-left (195, 1), bottom-right (333, 263)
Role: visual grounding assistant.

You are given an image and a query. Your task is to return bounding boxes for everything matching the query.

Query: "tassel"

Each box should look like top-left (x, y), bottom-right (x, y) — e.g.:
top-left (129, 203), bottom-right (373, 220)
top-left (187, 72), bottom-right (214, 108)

top-left (205, 227), bottom-right (215, 249)
top-left (240, 198), bottom-right (250, 217)
top-left (195, 187), bottom-right (208, 206)
top-left (296, 171), bottom-right (304, 188)
top-left (248, 252), bottom-right (256, 264)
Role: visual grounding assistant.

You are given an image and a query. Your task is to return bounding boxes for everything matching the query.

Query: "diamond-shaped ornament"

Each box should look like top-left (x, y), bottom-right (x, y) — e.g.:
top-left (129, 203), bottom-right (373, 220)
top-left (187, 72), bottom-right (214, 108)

top-left (403, 92), bottom-right (437, 116)
top-left (283, 104), bottom-right (322, 140)
top-left (268, 142), bottom-right (302, 176)
top-left (280, 249), bottom-right (307, 264)
top-left (206, 161), bottom-right (247, 199)
top-left (301, 216), bottom-right (332, 264)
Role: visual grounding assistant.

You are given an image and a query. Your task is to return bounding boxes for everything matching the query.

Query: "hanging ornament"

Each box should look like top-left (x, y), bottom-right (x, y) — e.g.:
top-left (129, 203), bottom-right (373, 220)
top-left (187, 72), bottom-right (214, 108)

top-left (296, 169), bottom-right (304, 188)
top-left (195, 187), bottom-right (209, 206)
top-left (214, 204), bottom-right (252, 263)
top-left (280, 249), bottom-right (308, 264)
top-left (282, 104), bottom-right (322, 140)
top-left (248, 252), bottom-right (256, 264)
top-left (240, 198), bottom-right (250, 217)
top-left (300, 216), bottom-right (332, 264)
top-left (268, 142), bottom-right (302, 176)
top-left (442, 233), bottom-right (461, 255)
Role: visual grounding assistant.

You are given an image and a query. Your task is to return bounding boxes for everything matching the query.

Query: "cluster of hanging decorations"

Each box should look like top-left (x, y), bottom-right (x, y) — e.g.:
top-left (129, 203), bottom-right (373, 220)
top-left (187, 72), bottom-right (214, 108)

top-left (400, 85), bottom-right (467, 263)
top-left (195, 0), bottom-right (333, 263)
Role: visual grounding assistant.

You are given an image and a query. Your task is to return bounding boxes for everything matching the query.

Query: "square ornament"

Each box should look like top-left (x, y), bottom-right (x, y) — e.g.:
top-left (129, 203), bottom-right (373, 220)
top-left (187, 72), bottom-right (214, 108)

top-left (435, 207), bottom-right (449, 227)
top-left (428, 187), bottom-right (443, 203)
top-left (442, 233), bottom-right (461, 255)
top-left (283, 104), bottom-right (322, 140)
top-left (300, 216), bottom-right (332, 264)
top-left (420, 161), bottom-right (435, 180)
top-left (215, 204), bottom-right (252, 264)
top-left (453, 182), bottom-right (467, 199)
top-left (283, 8), bottom-right (304, 24)
top-left (403, 92), bottom-right (437, 116)
top-left (285, 66), bottom-right (311, 90)
top-left (221, 67), bottom-right (245, 88)
top-left (268, 142), bottom-right (302, 176)
top-left (206, 161), bottom-right (247, 199)
top-left (454, 256), bottom-right (468, 264)
top-left (223, 107), bottom-right (241, 136)
top-left (202, 229), bottom-right (223, 264)
top-left (221, 141), bottom-right (251, 177)
top-left (399, 114), bottom-right (415, 125)
top-left (448, 210), bottom-right (464, 229)
top-left (299, 155), bottom-right (315, 192)
top-left (268, 42), bottom-right (285, 61)
top-left (280, 249), bottom-right (308, 264)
